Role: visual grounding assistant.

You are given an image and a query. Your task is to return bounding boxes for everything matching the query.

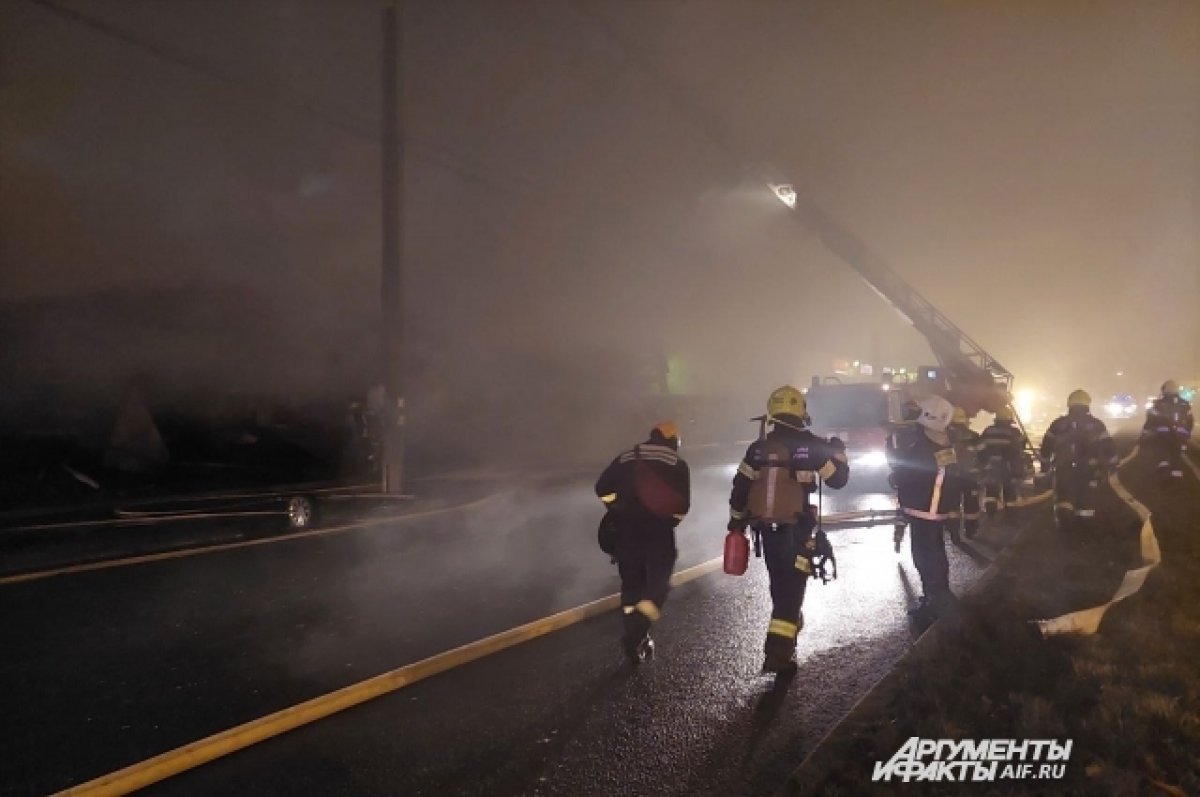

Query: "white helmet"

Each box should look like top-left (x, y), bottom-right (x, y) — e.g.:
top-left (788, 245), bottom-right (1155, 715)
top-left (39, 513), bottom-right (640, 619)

top-left (915, 395), bottom-right (954, 433)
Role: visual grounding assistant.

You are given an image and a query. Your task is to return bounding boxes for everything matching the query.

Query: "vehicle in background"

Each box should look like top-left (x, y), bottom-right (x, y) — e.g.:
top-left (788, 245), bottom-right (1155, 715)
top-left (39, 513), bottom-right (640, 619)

top-left (1104, 394), bottom-right (1139, 420)
top-left (803, 378), bottom-right (893, 471)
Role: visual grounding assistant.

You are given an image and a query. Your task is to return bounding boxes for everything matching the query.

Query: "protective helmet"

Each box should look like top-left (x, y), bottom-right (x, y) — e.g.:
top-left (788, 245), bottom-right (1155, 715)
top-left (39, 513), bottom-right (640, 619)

top-left (1162, 380), bottom-right (1180, 396)
top-left (994, 406), bottom-right (1015, 423)
top-left (951, 407), bottom-right (968, 427)
top-left (1067, 389), bottom-right (1091, 408)
top-left (915, 395), bottom-right (954, 433)
top-left (767, 385), bottom-right (807, 421)
top-left (650, 420), bottom-right (681, 449)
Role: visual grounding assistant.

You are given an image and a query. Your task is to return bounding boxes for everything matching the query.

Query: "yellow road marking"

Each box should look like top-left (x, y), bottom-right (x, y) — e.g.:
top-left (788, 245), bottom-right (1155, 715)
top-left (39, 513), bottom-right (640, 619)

top-left (1, 493), bottom-right (504, 587)
top-left (55, 556), bottom-right (725, 796)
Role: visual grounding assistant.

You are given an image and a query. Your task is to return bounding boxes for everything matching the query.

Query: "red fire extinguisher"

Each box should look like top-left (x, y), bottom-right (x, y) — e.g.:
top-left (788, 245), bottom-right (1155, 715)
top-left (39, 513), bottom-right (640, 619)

top-left (724, 530), bottom-right (749, 575)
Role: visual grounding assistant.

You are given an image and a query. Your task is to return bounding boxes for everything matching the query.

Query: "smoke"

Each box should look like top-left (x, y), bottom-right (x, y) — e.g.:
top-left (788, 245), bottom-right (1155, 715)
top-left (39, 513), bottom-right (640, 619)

top-left (1, 0), bottom-right (1196, 472)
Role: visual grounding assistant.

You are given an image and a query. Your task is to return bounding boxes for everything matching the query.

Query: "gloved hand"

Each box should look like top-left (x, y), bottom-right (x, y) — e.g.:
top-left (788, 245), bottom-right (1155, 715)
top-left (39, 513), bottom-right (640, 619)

top-left (829, 436), bottom-right (846, 453)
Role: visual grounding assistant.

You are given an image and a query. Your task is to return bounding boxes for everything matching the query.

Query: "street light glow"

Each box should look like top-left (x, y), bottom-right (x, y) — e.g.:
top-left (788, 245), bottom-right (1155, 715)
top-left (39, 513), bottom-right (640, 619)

top-left (769, 183), bottom-right (797, 209)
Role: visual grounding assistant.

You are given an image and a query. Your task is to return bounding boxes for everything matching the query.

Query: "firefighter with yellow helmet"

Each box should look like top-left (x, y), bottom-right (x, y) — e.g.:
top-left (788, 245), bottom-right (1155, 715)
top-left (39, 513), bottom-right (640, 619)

top-left (727, 386), bottom-right (849, 674)
top-left (1039, 390), bottom-right (1117, 533)
top-left (979, 405), bottom-right (1028, 514)
top-left (1141, 380), bottom-right (1194, 482)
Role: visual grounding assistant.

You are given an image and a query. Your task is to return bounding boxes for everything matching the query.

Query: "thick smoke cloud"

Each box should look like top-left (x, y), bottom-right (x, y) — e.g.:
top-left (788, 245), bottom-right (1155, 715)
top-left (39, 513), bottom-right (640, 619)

top-left (1, 0), bottom-right (1196, 467)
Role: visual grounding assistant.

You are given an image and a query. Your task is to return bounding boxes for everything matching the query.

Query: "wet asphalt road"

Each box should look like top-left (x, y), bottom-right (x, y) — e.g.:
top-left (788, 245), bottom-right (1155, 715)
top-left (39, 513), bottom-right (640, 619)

top-left (1, 447), bottom-right (1016, 796)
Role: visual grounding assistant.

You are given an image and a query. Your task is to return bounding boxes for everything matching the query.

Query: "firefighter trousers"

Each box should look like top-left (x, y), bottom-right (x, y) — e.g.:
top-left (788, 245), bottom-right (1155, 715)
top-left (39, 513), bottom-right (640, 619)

top-left (1054, 467), bottom-right (1101, 532)
top-left (757, 522), bottom-right (812, 660)
top-left (983, 464), bottom-right (1020, 512)
top-left (1149, 434), bottom-right (1186, 479)
top-left (909, 517), bottom-right (950, 600)
top-left (616, 525), bottom-right (677, 646)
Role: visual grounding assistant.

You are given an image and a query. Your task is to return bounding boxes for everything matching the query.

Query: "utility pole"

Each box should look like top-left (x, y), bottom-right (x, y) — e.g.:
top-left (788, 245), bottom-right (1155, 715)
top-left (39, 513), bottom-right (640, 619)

top-left (381, 0), bottom-right (405, 494)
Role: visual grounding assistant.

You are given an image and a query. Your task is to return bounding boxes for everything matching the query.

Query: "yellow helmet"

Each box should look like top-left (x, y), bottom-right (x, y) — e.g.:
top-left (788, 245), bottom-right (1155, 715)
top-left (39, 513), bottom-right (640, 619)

top-left (952, 407), bottom-right (968, 426)
top-left (652, 420), bottom-right (680, 442)
top-left (995, 406), bottom-right (1015, 422)
top-left (767, 385), bottom-right (807, 421)
top-left (1068, 389), bottom-right (1091, 408)
top-left (1162, 380), bottom-right (1180, 396)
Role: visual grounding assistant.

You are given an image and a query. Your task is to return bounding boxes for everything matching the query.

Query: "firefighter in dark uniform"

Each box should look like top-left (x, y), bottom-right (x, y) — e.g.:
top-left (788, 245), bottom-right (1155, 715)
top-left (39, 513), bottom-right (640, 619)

top-left (892, 394), bottom-right (971, 622)
top-left (727, 386), bottom-right (849, 674)
top-left (1039, 390), bottom-right (1117, 533)
top-left (595, 421), bottom-right (691, 664)
top-left (947, 407), bottom-right (983, 541)
top-left (887, 399), bottom-right (923, 553)
top-left (979, 405), bottom-right (1027, 515)
top-left (1142, 380), bottom-right (1194, 482)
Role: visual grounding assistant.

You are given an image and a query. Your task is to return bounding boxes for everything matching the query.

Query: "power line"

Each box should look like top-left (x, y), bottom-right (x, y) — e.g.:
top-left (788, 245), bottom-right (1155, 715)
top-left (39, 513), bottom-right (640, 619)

top-left (24, 0), bottom-right (540, 199)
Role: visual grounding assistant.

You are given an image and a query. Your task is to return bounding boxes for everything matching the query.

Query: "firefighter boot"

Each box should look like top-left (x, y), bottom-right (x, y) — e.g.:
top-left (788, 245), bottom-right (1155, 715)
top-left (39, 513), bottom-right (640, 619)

top-left (621, 611), bottom-right (652, 665)
top-left (762, 634), bottom-right (798, 675)
top-left (893, 523), bottom-right (906, 554)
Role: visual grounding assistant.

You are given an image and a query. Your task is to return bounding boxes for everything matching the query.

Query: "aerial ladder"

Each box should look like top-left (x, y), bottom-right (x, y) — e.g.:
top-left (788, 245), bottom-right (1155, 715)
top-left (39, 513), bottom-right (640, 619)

top-left (769, 184), bottom-right (1038, 457)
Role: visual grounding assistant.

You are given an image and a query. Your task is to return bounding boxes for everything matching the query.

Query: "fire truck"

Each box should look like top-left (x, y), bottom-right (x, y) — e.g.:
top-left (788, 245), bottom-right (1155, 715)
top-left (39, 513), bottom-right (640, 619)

top-left (769, 183), bottom-right (1038, 461)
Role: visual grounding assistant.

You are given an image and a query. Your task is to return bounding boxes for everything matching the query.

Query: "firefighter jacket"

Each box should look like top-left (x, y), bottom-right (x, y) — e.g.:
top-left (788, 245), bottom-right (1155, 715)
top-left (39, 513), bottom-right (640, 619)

top-left (892, 428), bottom-right (971, 521)
top-left (1143, 396), bottom-right (1194, 440)
top-left (1039, 408), bottom-right (1117, 474)
top-left (949, 425), bottom-right (983, 480)
top-left (595, 441), bottom-right (691, 528)
top-left (728, 420), bottom-right (849, 528)
top-left (978, 421), bottom-right (1027, 474)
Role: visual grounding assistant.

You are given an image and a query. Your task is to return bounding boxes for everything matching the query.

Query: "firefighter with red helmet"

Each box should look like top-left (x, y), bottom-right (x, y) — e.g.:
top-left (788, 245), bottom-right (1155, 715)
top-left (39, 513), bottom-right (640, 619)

top-left (727, 386), bottom-right (849, 675)
top-left (979, 405), bottom-right (1028, 514)
top-left (1142, 380), bottom-right (1194, 482)
top-left (595, 421), bottom-right (691, 665)
top-left (1040, 390), bottom-right (1117, 533)
top-left (891, 395), bottom-right (972, 623)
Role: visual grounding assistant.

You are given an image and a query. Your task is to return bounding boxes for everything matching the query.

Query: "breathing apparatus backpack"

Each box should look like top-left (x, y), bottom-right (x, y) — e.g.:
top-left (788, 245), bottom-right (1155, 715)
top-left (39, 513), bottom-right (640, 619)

top-left (746, 437), bottom-right (810, 524)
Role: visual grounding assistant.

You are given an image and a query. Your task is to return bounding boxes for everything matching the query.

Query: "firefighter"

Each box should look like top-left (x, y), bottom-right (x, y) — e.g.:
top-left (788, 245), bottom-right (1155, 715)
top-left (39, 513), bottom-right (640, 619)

top-left (978, 406), bottom-right (1027, 515)
top-left (887, 399), bottom-right (922, 553)
top-left (727, 386), bottom-right (849, 674)
top-left (1142, 380), bottom-right (1194, 482)
top-left (947, 407), bottom-right (983, 541)
top-left (595, 421), bottom-right (691, 665)
top-left (892, 394), bottom-right (971, 622)
top-left (1039, 390), bottom-right (1117, 533)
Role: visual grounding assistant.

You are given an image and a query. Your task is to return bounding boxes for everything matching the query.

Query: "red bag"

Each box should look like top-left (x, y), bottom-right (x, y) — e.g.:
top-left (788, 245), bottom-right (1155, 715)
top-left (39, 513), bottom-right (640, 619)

top-left (632, 446), bottom-right (687, 519)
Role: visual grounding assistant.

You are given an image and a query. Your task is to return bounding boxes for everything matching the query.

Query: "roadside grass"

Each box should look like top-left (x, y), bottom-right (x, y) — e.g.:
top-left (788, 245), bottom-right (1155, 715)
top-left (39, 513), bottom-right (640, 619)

top-left (793, 449), bottom-right (1200, 796)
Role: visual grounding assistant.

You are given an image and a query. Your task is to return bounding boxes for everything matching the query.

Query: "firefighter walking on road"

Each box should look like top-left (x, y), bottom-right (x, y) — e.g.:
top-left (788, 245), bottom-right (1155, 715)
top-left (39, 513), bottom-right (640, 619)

top-left (727, 386), bottom-right (849, 675)
top-left (595, 422), bottom-right (691, 664)
top-left (1039, 390), bottom-right (1117, 533)
top-left (887, 399), bottom-right (922, 553)
top-left (1142, 380), bottom-right (1194, 483)
top-left (947, 407), bottom-right (983, 541)
top-left (891, 395), bottom-right (970, 623)
top-left (979, 406), bottom-right (1027, 515)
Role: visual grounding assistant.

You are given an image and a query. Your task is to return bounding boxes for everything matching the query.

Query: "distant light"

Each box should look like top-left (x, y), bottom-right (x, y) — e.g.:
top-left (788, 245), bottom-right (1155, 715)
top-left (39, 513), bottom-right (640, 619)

top-left (1116, 371), bottom-right (1124, 377)
top-left (853, 450), bottom-right (890, 470)
top-left (769, 183), bottom-right (797, 209)
top-left (881, 383), bottom-right (891, 391)
top-left (1014, 388), bottom-right (1036, 422)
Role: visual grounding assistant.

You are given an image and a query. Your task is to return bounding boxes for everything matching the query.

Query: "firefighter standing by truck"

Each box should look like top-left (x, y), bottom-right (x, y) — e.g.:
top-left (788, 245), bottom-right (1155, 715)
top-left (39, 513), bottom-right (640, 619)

top-left (887, 398), bottom-right (923, 553)
top-left (891, 394), bottom-right (971, 623)
top-left (727, 386), bottom-right (849, 675)
top-left (1039, 390), bottom-right (1117, 533)
top-left (979, 406), bottom-right (1027, 515)
top-left (1142, 380), bottom-right (1194, 483)
top-left (595, 422), bottom-right (690, 665)
top-left (947, 407), bottom-right (983, 541)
